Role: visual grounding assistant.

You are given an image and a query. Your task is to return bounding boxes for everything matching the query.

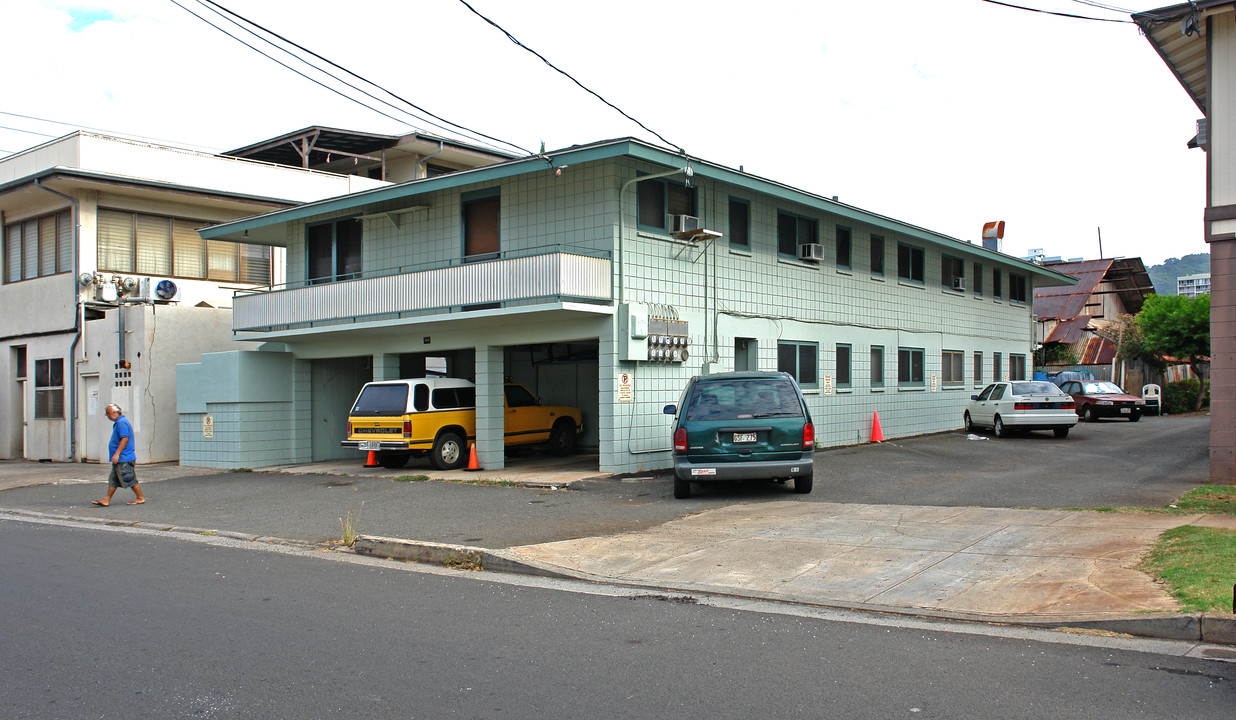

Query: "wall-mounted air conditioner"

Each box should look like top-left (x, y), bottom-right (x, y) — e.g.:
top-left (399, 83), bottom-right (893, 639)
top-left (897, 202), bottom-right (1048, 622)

top-left (952, 277), bottom-right (967, 291)
top-left (798, 243), bottom-right (825, 261)
top-left (671, 214), bottom-right (700, 236)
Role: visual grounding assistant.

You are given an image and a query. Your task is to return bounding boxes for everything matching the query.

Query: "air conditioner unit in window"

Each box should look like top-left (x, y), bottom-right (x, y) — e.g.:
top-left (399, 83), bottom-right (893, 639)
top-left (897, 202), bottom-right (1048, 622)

top-left (952, 276), bottom-right (967, 291)
top-left (671, 214), bottom-right (700, 235)
top-left (798, 243), bottom-right (826, 261)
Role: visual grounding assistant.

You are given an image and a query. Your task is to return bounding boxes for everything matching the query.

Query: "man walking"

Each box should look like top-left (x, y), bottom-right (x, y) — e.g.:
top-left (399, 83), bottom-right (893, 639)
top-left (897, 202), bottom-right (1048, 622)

top-left (91, 403), bottom-right (145, 506)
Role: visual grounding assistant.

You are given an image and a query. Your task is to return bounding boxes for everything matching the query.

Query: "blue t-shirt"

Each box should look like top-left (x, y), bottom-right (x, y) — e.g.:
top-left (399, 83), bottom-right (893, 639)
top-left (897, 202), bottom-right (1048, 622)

top-left (109, 414), bottom-right (136, 463)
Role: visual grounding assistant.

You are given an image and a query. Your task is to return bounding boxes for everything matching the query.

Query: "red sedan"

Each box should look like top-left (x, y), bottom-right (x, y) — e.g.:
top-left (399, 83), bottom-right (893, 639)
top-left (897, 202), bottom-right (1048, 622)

top-left (1058, 380), bottom-right (1146, 422)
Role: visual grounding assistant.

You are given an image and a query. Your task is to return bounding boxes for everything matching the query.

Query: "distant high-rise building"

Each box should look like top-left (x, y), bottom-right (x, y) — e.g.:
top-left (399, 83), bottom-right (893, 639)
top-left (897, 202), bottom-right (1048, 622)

top-left (1177, 273), bottom-right (1211, 298)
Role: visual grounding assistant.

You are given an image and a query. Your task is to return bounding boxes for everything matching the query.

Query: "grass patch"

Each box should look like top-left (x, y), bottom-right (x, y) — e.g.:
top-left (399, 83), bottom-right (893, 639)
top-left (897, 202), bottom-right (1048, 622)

top-left (443, 552), bottom-right (482, 571)
top-left (338, 501), bottom-right (364, 547)
top-left (460, 478), bottom-right (519, 487)
top-left (231, 468), bottom-right (253, 473)
top-left (1140, 525), bottom-right (1236, 613)
top-left (1167, 485), bottom-right (1236, 514)
top-left (392, 475), bottom-right (430, 483)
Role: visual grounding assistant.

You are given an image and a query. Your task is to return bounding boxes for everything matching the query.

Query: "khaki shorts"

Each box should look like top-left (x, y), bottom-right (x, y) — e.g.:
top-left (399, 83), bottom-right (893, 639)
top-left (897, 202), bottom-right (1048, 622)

top-left (108, 462), bottom-right (137, 489)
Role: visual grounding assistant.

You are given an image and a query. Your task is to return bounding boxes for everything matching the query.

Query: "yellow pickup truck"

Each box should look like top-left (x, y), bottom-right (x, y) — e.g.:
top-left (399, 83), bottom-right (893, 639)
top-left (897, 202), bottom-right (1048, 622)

top-left (341, 378), bottom-right (582, 470)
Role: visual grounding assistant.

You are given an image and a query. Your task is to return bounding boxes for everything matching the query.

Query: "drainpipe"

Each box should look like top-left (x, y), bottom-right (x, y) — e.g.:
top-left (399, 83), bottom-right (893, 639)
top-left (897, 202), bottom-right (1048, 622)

top-left (35, 179), bottom-right (82, 462)
top-left (617, 165), bottom-right (691, 306)
top-left (415, 141), bottom-right (445, 179)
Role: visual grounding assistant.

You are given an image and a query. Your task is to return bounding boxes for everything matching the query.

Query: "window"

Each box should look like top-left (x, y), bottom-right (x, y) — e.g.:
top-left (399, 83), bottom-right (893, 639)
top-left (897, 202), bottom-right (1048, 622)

top-left (993, 268), bottom-right (1003, 299)
top-left (4, 209), bottom-right (71, 284)
top-left (897, 347), bottom-right (924, 386)
top-left (870, 345), bottom-right (884, 387)
top-left (1010, 354), bottom-right (1027, 381)
top-left (941, 255), bottom-right (965, 290)
top-left (307, 217), bottom-right (363, 283)
top-left (942, 350), bottom-right (964, 386)
top-left (777, 211), bottom-right (817, 257)
top-left (870, 235), bottom-right (885, 276)
top-left (897, 243), bottom-right (924, 283)
top-left (728, 198), bottom-right (749, 249)
top-left (972, 262), bottom-right (983, 295)
top-left (637, 178), bottom-right (695, 233)
top-left (777, 341), bottom-right (818, 388)
top-left (97, 209), bottom-right (271, 284)
top-left (836, 227), bottom-right (852, 269)
top-left (1009, 273), bottom-right (1027, 304)
top-left (836, 344), bottom-right (852, 388)
top-left (463, 188), bottom-right (500, 261)
top-left (993, 352), bottom-right (1003, 382)
top-left (973, 351), bottom-right (983, 385)
top-left (35, 358), bottom-right (63, 419)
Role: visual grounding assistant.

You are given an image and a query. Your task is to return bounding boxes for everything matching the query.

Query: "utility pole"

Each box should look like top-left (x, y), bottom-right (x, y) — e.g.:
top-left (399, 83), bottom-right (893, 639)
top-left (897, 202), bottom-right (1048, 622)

top-left (1097, 227), bottom-right (1103, 259)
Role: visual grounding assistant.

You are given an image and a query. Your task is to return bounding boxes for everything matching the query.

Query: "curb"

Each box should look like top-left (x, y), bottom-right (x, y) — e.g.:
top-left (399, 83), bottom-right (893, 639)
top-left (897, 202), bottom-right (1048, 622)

top-left (350, 534), bottom-right (1236, 647)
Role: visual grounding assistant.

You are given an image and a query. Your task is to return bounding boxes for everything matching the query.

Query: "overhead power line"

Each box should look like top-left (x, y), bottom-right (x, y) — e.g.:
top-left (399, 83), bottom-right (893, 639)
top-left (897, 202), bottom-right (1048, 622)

top-left (454, 0), bottom-right (686, 155)
top-left (195, 0), bottom-right (532, 156)
top-left (0, 110), bottom-right (225, 153)
top-left (980, 0), bottom-right (1133, 22)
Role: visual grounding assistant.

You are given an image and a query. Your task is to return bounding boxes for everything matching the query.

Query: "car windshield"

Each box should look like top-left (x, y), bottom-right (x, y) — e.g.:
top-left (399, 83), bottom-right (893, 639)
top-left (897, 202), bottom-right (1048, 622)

top-left (685, 378), bottom-right (803, 421)
top-left (1082, 382), bottom-right (1125, 394)
top-left (1010, 382), bottom-right (1063, 396)
top-left (351, 384), bottom-right (409, 415)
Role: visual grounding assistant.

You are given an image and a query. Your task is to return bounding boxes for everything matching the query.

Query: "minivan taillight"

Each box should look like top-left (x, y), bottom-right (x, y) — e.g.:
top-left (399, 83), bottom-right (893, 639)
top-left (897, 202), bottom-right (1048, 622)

top-left (674, 427), bottom-right (687, 452)
top-left (403, 420), bottom-right (412, 438)
top-left (803, 422), bottom-right (814, 448)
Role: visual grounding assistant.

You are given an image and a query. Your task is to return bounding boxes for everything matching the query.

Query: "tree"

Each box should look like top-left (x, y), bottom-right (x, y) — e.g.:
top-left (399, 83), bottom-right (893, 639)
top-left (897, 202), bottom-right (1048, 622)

top-left (1135, 294), bottom-right (1210, 410)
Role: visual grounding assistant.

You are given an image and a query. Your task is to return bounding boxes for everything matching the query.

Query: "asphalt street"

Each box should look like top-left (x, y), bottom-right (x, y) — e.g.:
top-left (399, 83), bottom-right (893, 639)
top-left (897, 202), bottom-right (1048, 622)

top-left (4, 519), bottom-right (1231, 720)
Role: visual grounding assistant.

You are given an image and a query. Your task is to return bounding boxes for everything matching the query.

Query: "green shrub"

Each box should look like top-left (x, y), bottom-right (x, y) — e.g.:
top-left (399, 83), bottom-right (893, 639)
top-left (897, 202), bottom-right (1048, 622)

top-left (1163, 378), bottom-right (1207, 414)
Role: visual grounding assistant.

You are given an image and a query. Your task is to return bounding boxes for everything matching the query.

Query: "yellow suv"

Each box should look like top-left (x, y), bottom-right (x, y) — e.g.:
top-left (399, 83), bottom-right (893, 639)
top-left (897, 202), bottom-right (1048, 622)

top-left (342, 378), bottom-right (582, 470)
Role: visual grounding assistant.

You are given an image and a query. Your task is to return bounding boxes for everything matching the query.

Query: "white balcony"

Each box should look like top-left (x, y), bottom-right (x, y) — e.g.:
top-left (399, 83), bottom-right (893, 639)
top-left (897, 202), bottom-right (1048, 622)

top-left (233, 249), bottom-right (612, 333)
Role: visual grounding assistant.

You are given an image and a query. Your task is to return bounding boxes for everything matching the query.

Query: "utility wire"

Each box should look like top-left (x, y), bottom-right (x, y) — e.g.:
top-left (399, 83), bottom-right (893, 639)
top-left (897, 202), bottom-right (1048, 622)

top-left (0, 110), bottom-right (225, 152)
top-left (455, 0), bottom-right (686, 155)
top-left (980, 0), bottom-right (1133, 22)
top-left (0, 124), bottom-right (58, 138)
top-left (196, 0), bottom-right (531, 156)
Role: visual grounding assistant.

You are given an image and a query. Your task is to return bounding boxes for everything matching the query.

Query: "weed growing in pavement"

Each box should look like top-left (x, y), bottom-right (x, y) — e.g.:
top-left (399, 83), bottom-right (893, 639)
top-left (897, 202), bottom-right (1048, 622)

top-left (393, 475), bottom-right (430, 483)
top-left (339, 501), bottom-right (364, 547)
top-left (232, 468), bottom-right (253, 473)
top-left (443, 552), bottom-right (482, 571)
top-left (460, 478), bottom-right (518, 487)
top-left (1139, 525), bottom-right (1236, 612)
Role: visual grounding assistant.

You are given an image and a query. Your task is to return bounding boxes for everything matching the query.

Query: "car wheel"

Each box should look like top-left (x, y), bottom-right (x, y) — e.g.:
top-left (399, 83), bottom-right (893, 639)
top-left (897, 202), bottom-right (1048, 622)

top-left (547, 419), bottom-right (577, 456)
top-left (1129, 412), bottom-right (1141, 422)
top-left (431, 432), bottom-right (467, 471)
top-left (964, 412), bottom-right (974, 432)
top-left (1053, 427), bottom-right (1070, 438)
top-left (793, 472), bottom-right (813, 494)
top-left (994, 415), bottom-right (1009, 438)
top-left (673, 476), bottom-right (691, 499)
top-left (1082, 405), bottom-right (1096, 422)
top-left (376, 451), bottom-right (411, 469)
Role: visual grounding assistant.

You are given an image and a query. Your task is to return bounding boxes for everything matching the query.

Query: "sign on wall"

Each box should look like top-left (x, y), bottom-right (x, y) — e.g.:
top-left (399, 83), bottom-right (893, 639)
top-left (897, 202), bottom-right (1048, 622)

top-left (202, 415), bottom-right (214, 439)
top-left (617, 372), bottom-right (634, 402)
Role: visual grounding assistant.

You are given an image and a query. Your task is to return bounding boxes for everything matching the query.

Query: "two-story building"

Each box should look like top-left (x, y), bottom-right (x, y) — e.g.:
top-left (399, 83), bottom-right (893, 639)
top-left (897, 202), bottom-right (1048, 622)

top-left (179, 137), bottom-right (1074, 474)
top-left (0, 131), bottom-right (388, 463)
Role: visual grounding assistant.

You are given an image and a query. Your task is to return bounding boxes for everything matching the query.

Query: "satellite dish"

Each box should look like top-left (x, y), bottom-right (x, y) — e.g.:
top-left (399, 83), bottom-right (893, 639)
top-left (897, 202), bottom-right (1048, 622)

top-left (154, 279), bottom-right (178, 300)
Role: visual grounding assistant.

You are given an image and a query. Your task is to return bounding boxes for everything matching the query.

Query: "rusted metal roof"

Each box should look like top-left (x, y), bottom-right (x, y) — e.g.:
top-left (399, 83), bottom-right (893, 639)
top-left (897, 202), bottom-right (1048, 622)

top-left (1045, 316), bottom-right (1090, 345)
top-left (1033, 257), bottom-right (1154, 320)
top-left (1079, 336), bottom-right (1117, 365)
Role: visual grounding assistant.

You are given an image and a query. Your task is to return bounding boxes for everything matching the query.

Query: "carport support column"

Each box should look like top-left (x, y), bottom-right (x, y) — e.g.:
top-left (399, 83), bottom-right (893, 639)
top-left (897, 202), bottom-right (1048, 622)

top-left (372, 353), bottom-right (400, 381)
top-left (474, 346), bottom-right (504, 470)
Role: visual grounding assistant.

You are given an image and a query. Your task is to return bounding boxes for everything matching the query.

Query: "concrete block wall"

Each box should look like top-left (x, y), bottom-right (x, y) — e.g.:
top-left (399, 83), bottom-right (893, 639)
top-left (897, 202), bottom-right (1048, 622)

top-left (179, 402), bottom-right (295, 469)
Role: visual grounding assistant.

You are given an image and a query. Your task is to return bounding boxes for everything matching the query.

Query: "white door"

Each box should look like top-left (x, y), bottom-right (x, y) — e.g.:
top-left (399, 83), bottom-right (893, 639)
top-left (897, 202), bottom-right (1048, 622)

top-left (83, 376), bottom-right (102, 462)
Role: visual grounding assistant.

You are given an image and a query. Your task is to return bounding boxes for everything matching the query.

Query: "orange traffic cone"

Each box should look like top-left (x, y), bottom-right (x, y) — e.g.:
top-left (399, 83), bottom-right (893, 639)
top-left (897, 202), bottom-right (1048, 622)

top-left (465, 443), bottom-right (481, 471)
top-left (871, 412), bottom-right (884, 443)
top-left (364, 450), bottom-right (379, 468)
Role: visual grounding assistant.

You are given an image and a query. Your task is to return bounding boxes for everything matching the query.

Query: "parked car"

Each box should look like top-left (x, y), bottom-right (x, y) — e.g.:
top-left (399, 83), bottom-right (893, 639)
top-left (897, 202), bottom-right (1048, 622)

top-left (1057, 380), bottom-right (1146, 422)
top-left (342, 378), bottom-right (582, 470)
top-left (964, 381), bottom-right (1078, 438)
top-left (664, 371), bottom-right (814, 499)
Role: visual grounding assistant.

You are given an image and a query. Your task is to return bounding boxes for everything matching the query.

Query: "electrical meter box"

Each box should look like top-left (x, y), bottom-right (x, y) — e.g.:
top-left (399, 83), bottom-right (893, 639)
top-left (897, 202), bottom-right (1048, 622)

top-left (620, 302), bottom-right (689, 363)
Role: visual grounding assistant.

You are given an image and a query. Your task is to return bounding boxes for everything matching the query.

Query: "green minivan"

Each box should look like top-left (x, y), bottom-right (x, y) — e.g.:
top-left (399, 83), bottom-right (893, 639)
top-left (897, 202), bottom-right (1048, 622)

top-left (664, 371), bottom-right (815, 499)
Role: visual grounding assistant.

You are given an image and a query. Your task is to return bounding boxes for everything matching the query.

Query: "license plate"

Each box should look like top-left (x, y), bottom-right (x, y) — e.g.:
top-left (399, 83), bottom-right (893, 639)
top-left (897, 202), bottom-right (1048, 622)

top-left (1120, 408), bottom-right (1130, 414)
top-left (360, 441), bottom-right (380, 451)
top-left (733, 432), bottom-right (757, 443)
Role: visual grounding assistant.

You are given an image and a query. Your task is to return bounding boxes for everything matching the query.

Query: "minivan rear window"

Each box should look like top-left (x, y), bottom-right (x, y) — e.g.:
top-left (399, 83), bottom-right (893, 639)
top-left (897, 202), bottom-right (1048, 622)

top-left (685, 378), bottom-right (803, 421)
top-left (351, 384), bottom-right (409, 416)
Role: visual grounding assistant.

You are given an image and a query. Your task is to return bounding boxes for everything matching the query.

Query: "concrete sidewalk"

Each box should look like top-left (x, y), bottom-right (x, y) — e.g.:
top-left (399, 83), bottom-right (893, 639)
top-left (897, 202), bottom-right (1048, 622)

top-left (1, 458), bottom-right (1233, 645)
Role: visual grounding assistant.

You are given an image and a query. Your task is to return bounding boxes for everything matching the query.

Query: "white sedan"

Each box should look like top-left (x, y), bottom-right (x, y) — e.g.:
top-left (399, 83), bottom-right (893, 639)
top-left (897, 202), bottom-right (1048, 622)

top-left (964, 381), bottom-right (1079, 438)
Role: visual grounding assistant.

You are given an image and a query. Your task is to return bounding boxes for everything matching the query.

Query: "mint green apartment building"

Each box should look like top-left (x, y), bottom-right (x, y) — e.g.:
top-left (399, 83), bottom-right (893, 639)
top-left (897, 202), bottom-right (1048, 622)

top-left (178, 137), bottom-right (1074, 474)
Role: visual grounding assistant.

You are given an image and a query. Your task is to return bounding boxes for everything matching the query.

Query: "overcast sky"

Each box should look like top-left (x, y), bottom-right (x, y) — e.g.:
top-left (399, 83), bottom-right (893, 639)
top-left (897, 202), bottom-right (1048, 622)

top-left (2, 0), bottom-right (1207, 266)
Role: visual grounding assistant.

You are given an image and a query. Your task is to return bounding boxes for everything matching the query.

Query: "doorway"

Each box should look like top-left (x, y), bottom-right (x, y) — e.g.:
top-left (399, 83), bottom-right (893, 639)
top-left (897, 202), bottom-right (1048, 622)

top-left (311, 357), bottom-right (371, 461)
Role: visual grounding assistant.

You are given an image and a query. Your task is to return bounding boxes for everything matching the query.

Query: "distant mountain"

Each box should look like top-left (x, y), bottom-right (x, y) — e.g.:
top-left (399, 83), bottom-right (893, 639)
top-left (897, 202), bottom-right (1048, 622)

top-left (1146, 253), bottom-right (1209, 295)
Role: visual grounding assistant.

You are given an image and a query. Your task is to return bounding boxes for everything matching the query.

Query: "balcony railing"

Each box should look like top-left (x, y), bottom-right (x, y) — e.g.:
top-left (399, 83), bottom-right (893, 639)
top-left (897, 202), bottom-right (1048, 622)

top-left (233, 246), bottom-right (612, 332)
